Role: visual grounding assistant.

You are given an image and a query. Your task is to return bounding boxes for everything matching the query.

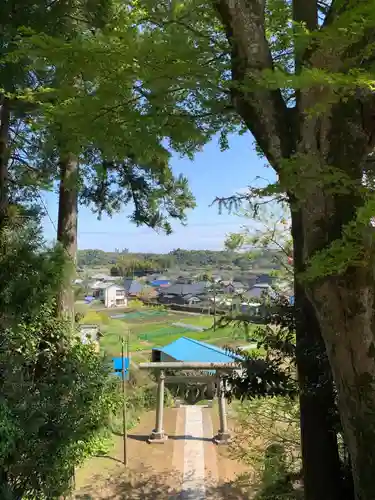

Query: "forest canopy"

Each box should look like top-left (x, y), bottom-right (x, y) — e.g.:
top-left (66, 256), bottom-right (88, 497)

top-left (77, 248), bottom-right (282, 270)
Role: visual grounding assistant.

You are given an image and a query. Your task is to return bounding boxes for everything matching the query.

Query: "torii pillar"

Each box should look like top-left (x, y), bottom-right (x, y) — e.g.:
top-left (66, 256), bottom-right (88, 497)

top-left (139, 361), bottom-right (235, 445)
top-left (213, 371), bottom-right (231, 444)
top-left (148, 369), bottom-right (168, 443)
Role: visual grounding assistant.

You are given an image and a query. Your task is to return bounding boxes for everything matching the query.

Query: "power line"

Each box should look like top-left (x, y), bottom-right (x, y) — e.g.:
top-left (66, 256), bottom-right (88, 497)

top-left (38, 193), bottom-right (58, 234)
top-left (40, 204), bottom-right (245, 237)
top-left (77, 221), bottom-right (245, 236)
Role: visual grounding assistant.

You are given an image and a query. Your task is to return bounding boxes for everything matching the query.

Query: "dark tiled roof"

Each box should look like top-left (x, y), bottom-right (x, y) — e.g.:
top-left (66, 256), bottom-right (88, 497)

top-left (123, 278), bottom-right (143, 294)
top-left (243, 287), bottom-right (264, 299)
top-left (159, 282), bottom-right (207, 296)
top-left (232, 281), bottom-right (245, 289)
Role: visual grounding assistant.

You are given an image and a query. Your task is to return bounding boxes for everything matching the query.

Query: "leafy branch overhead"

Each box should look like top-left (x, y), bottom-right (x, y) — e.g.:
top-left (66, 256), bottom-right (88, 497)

top-left (80, 153), bottom-right (196, 233)
top-left (3, 0), bottom-right (236, 232)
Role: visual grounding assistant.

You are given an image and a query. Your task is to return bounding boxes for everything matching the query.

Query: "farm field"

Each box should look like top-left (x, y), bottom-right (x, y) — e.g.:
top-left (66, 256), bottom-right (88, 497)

top-left (79, 306), bottom-right (259, 357)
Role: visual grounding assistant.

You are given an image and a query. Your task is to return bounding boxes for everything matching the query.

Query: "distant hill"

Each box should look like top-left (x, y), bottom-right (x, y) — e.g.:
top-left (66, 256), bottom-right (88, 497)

top-left (77, 248), bottom-right (282, 273)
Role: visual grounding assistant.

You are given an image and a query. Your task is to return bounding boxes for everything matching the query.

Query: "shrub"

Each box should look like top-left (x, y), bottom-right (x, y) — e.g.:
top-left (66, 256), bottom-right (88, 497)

top-left (0, 221), bottom-right (120, 499)
top-left (129, 298), bottom-right (144, 309)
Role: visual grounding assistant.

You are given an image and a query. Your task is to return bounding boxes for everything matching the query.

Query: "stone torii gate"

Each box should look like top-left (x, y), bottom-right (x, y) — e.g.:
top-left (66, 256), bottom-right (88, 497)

top-left (139, 361), bottom-right (239, 445)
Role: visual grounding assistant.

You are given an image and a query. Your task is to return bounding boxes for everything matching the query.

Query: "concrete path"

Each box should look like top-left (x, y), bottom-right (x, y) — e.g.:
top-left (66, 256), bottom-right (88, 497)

top-left (173, 405), bottom-right (220, 500)
top-left (181, 406), bottom-right (206, 499)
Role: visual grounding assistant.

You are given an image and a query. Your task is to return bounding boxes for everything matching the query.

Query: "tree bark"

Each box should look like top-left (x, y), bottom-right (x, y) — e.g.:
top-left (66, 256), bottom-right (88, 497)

top-left (0, 97), bottom-right (10, 230)
top-left (214, 2), bottom-right (350, 498)
top-left (56, 152), bottom-right (78, 320)
top-left (292, 208), bottom-right (352, 500)
top-left (213, 0), bottom-right (375, 496)
top-left (290, 2), bottom-right (353, 496)
top-left (294, 80), bottom-right (375, 499)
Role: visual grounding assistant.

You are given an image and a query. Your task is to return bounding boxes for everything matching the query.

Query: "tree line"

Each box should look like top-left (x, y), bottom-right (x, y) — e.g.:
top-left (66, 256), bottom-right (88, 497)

top-left (78, 248), bottom-right (281, 271)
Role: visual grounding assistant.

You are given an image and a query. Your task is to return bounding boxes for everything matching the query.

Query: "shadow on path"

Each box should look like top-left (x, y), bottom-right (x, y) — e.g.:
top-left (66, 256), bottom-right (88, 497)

top-left (93, 454), bottom-right (124, 464)
top-left (128, 433), bottom-right (214, 443)
top-left (74, 468), bottom-right (252, 499)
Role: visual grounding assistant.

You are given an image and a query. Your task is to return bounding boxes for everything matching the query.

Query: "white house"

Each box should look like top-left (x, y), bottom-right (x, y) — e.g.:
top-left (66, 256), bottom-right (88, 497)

top-left (99, 284), bottom-right (128, 308)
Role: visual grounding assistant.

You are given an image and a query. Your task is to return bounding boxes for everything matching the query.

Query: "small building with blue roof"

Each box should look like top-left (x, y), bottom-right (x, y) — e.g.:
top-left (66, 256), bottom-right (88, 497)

top-left (151, 336), bottom-right (242, 364)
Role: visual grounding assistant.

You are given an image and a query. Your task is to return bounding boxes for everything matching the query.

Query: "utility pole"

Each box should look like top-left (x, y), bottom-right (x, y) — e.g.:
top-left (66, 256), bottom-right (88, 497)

top-left (121, 337), bottom-right (128, 467)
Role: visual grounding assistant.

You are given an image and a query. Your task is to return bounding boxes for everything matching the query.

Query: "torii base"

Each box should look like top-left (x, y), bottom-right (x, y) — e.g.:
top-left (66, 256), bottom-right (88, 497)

top-left (213, 431), bottom-right (231, 445)
top-left (148, 430), bottom-right (168, 444)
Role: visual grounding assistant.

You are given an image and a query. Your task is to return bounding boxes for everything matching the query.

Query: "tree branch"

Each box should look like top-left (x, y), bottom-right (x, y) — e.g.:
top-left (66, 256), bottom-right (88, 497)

top-left (213, 0), bottom-right (295, 169)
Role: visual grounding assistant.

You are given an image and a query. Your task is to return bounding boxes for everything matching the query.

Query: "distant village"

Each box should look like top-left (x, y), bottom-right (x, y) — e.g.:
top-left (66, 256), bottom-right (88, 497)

top-left (75, 270), bottom-right (293, 317)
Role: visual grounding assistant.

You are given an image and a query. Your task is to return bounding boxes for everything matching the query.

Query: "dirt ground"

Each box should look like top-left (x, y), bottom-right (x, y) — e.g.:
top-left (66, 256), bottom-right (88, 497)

top-left (74, 407), bottom-right (253, 500)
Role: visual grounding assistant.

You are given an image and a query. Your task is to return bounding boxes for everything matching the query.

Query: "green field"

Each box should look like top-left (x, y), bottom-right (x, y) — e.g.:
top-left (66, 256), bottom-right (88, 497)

top-left (79, 306), bottom-right (259, 356)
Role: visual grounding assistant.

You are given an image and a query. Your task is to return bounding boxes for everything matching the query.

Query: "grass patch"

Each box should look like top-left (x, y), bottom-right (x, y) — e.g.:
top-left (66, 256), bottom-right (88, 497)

top-left (138, 325), bottom-right (193, 341)
top-left (149, 329), bottom-right (229, 347)
top-left (83, 307), bottom-right (264, 355)
top-left (183, 315), bottom-right (214, 327)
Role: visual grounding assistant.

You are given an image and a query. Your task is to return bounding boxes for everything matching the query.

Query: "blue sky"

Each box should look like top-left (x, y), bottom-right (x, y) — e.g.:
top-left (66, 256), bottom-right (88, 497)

top-left (41, 132), bottom-right (276, 252)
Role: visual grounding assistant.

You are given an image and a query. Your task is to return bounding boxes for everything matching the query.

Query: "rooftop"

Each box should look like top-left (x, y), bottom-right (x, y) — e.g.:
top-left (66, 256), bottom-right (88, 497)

top-left (153, 336), bottom-right (243, 363)
top-left (124, 278), bottom-right (143, 294)
top-left (160, 282), bottom-right (209, 296)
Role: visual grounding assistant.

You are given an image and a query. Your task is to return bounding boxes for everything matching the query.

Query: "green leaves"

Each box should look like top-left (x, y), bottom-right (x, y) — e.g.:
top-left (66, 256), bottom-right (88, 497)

top-left (302, 196), bottom-right (375, 282)
top-left (0, 222), bottom-right (120, 499)
top-left (2, 0), bottom-right (230, 235)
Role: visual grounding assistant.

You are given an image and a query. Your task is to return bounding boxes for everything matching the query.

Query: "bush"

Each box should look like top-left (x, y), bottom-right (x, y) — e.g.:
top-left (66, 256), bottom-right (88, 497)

top-left (129, 298), bottom-right (144, 309)
top-left (0, 305), bottom-right (121, 500)
top-left (230, 398), bottom-right (302, 499)
top-left (0, 221), bottom-right (120, 499)
top-left (110, 383), bottom-right (173, 433)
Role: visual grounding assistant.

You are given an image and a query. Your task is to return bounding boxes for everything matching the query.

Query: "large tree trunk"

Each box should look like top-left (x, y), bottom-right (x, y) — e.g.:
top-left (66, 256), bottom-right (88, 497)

top-left (292, 208), bottom-right (352, 500)
top-left (213, 0), bottom-right (375, 496)
top-left (295, 89), bottom-right (375, 499)
top-left (213, 2), bottom-right (350, 497)
top-left (0, 97), bottom-right (10, 230)
top-left (56, 152), bottom-right (78, 320)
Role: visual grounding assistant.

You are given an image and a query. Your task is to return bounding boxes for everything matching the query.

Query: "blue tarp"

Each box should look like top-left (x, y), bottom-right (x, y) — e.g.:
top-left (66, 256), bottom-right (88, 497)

top-left (112, 357), bottom-right (130, 371)
top-left (151, 280), bottom-right (170, 286)
top-left (112, 357), bottom-right (130, 380)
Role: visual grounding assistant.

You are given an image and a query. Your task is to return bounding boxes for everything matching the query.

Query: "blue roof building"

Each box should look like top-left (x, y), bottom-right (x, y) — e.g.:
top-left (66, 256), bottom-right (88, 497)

top-left (152, 337), bottom-right (242, 364)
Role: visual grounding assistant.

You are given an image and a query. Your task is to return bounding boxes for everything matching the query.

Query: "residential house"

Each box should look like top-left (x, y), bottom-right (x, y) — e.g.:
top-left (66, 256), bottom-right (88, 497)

top-left (221, 280), bottom-right (246, 294)
top-left (231, 283), bottom-right (275, 304)
top-left (175, 276), bottom-right (193, 284)
top-left (255, 273), bottom-right (274, 285)
top-left (233, 283), bottom-right (276, 318)
top-left (124, 278), bottom-right (144, 297)
top-left (239, 275), bottom-right (258, 289)
top-left (99, 284), bottom-right (128, 308)
top-left (139, 285), bottom-right (159, 300)
top-left (90, 281), bottom-right (112, 297)
top-left (158, 281), bottom-right (210, 305)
